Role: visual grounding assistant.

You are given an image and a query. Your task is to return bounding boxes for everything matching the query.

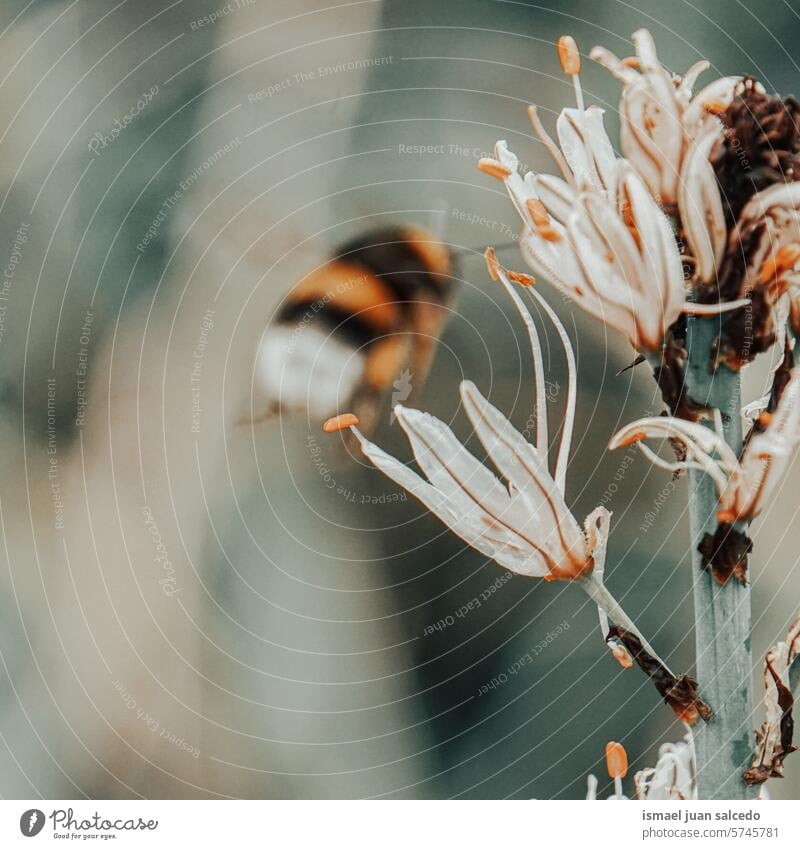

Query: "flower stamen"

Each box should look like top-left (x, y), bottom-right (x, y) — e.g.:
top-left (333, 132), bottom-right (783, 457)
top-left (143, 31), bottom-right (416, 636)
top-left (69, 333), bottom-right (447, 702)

top-left (557, 34), bottom-right (584, 111)
top-left (322, 412), bottom-right (360, 433)
top-left (606, 741), bottom-right (629, 798)
top-left (616, 430), bottom-right (647, 447)
top-left (557, 35), bottom-right (581, 75)
top-left (484, 246), bottom-right (501, 280)
top-left (526, 198), bottom-right (550, 228)
top-left (527, 105), bottom-right (575, 185)
top-left (477, 157), bottom-right (512, 180)
top-left (508, 270), bottom-right (536, 286)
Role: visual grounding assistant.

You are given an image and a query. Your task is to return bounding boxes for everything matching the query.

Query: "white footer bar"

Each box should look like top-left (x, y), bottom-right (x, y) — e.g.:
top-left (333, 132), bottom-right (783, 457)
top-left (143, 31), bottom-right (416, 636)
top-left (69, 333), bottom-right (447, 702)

top-left (3, 799), bottom-right (800, 847)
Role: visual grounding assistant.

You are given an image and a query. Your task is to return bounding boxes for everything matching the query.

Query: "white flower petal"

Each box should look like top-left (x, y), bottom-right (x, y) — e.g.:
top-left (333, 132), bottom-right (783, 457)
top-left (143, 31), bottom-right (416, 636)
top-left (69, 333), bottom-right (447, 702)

top-left (353, 426), bottom-right (549, 576)
top-left (557, 106), bottom-right (618, 196)
top-left (459, 381), bottom-right (586, 567)
top-left (678, 127), bottom-right (727, 283)
top-left (533, 174), bottom-right (578, 224)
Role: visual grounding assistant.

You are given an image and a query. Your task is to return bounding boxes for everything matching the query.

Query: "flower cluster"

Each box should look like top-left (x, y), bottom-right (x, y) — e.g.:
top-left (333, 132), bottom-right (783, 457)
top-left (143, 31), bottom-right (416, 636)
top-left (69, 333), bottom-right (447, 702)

top-left (477, 34), bottom-right (747, 355)
top-left (590, 30), bottom-right (739, 211)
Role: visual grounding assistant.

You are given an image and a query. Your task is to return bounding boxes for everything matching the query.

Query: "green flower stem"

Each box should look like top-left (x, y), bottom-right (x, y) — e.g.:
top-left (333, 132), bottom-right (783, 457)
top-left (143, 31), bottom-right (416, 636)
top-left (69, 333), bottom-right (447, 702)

top-left (684, 315), bottom-right (756, 800)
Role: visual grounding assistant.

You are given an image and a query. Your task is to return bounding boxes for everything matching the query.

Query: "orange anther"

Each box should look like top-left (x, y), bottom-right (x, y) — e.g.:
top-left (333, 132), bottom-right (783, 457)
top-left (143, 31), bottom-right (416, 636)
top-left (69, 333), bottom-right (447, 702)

top-left (537, 225), bottom-right (562, 243)
top-left (617, 430), bottom-right (646, 447)
top-left (322, 413), bottom-right (360, 433)
top-left (526, 198), bottom-right (550, 228)
top-left (507, 270), bottom-right (536, 286)
top-left (477, 158), bottom-right (511, 180)
top-left (605, 741), bottom-right (628, 779)
top-left (557, 35), bottom-right (581, 75)
top-left (621, 56), bottom-right (640, 68)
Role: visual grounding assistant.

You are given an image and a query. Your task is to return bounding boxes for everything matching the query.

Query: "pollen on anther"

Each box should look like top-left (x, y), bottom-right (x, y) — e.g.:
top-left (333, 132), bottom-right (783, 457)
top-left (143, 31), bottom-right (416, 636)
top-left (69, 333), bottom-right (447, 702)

top-left (484, 247), bottom-right (501, 280)
top-left (621, 56), bottom-right (640, 68)
top-left (508, 270), bottom-right (536, 287)
top-left (537, 225), bottom-right (562, 243)
top-left (526, 198), bottom-right (550, 229)
top-left (617, 430), bottom-right (646, 447)
top-left (557, 35), bottom-right (581, 75)
top-left (323, 413), bottom-right (360, 433)
top-left (477, 158), bottom-right (512, 180)
top-left (605, 742), bottom-right (628, 779)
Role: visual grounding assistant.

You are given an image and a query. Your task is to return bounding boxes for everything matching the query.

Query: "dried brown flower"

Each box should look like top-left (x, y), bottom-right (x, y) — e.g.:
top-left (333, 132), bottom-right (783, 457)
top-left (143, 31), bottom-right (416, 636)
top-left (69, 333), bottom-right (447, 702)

top-left (607, 626), bottom-right (713, 724)
top-left (697, 522), bottom-right (753, 585)
top-left (744, 618), bottom-right (800, 785)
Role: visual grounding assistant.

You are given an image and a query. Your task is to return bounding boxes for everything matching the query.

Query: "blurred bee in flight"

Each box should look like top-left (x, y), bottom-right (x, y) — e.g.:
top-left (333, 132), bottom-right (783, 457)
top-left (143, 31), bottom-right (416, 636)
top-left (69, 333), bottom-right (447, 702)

top-left (254, 227), bottom-right (457, 435)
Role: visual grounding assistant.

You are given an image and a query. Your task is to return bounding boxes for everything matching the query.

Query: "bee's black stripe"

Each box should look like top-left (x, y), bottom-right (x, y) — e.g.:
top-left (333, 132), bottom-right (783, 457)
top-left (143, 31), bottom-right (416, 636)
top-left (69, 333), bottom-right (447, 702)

top-left (336, 228), bottom-right (453, 305)
top-left (275, 300), bottom-right (378, 349)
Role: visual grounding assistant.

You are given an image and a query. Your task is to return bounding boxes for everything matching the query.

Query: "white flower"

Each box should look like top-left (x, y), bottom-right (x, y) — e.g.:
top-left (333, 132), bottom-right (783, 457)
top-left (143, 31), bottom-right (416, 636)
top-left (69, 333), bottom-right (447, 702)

top-left (634, 732), bottom-right (697, 800)
top-left (341, 267), bottom-right (611, 581)
top-left (590, 28), bottom-right (739, 207)
top-left (476, 36), bottom-right (747, 352)
top-left (609, 365), bottom-right (800, 522)
top-left (678, 126), bottom-right (729, 283)
top-left (484, 136), bottom-right (745, 352)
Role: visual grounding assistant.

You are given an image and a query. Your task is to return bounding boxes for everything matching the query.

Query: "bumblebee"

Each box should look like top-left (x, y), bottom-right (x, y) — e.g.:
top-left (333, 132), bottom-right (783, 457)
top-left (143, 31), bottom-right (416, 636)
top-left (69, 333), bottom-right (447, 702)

top-left (256, 227), bottom-right (456, 432)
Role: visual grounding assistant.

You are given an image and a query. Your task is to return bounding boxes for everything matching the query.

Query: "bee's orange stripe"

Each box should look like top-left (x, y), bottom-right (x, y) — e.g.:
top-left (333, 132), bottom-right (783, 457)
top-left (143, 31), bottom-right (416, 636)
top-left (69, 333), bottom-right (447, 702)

top-left (401, 226), bottom-right (452, 278)
top-left (288, 261), bottom-right (400, 331)
top-left (364, 336), bottom-right (408, 390)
